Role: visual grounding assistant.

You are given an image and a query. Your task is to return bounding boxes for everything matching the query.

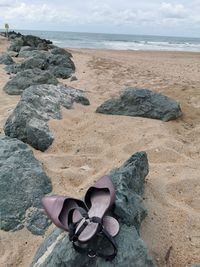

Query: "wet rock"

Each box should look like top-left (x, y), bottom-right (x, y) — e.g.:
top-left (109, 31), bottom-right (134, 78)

top-left (96, 87), bottom-right (182, 121)
top-left (0, 136), bottom-right (52, 234)
top-left (0, 53), bottom-right (14, 65)
top-left (31, 152), bottom-right (155, 266)
top-left (4, 84), bottom-right (90, 151)
top-left (3, 68), bottom-right (58, 95)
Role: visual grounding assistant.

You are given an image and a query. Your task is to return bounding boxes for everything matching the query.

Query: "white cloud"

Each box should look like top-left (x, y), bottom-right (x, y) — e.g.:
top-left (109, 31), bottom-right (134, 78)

top-left (2, 2), bottom-right (78, 22)
top-left (160, 2), bottom-right (187, 19)
top-left (0, 1), bottom-right (200, 36)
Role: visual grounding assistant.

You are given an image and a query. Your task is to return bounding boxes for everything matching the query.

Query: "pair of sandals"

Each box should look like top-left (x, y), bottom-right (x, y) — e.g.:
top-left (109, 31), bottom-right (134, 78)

top-left (42, 175), bottom-right (120, 261)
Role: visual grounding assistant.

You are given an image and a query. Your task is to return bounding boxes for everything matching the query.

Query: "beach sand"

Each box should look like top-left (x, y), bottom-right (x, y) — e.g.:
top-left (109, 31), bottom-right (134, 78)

top-left (0, 35), bottom-right (200, 267)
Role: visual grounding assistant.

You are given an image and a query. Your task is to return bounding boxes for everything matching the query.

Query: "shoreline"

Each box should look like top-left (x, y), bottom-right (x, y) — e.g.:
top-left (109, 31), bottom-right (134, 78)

top-left (1, 36), bottom-right (200, 267)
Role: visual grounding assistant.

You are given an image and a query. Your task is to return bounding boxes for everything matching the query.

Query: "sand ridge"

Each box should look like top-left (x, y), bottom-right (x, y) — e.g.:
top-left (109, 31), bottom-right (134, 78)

top-left (0, 36), bottom-right (200, 267)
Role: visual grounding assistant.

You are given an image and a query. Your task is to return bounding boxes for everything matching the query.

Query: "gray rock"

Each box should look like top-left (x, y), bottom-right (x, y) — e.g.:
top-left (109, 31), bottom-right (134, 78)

top-left (47, 54), bottom-right (75, 78)
top-left (110, 152), bottom-right (148, 229)
top-left (3, 68), bottom-right (58, 95)
top-left (31, 152), bottom-right (155, 266)
top-left (26, 118), bottom-right (54, 151)
top-left (31, 225), bottom-right (155, 267)
top-left (7, 51), bottom-right (18, 57)
top-left (0, 136), bottom-right (52, 234)
top-left (8, 37), bottom-right (24, 52)
top-left (37, 42), bottom-right (48, 51)
top-left (18, 49), bottom-right (48, 58)
top-left (4, 84), bottom-right (90, 151)
top-left (96, 88), bottom-right (182, 121)
top-left (51, 47), bottom-right (72, 57)
top-left (6, 52), bottom-right (75, 79)
top-left (8, 35), bottom-right (52, 52)
top-left (0, 53), bottom-right (14, 65)
top-left (5, 56), bottom-right (48, 74)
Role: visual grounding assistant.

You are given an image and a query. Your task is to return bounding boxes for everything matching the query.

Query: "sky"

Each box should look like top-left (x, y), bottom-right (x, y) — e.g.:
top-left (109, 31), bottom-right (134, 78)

top-left (0, 0), bottom-right (200, 37)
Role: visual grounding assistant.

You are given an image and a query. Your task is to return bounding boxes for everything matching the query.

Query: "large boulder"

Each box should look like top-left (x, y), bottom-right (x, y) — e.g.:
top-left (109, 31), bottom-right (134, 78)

top-left (109, 152), bottom-right (148, 229)
top-left (5, 52), bottom-right (75, 79)
top-left (47, 54), bottom-right (75, 78)
top-left (5, 56), bottom-right (48, 74)
top-left (31, 152), bottom-right (155, 267)
top-left (96, 88), bottom-right (182, 121)
top-left (0, 136), bottom-right (52, 234)
top-left (0, 53), bottom-right (14, 65)
top-left (4, 84), bottom-right (90, 151)
top-left (3, 68), bottom-right (58, 95)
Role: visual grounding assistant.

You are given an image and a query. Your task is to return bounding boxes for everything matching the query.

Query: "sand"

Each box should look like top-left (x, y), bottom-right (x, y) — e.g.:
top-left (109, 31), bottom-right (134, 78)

top-left (0, 35), bottom-right (200, 267)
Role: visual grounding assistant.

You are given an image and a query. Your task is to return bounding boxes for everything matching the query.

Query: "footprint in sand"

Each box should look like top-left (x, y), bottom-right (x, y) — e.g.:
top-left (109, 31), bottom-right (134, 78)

top-left (166, 178), bottom-right (200, 212)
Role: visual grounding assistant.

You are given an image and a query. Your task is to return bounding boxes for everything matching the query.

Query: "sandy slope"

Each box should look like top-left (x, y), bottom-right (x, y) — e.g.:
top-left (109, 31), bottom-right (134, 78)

top-left (0, 35), bottom-right (200, 267)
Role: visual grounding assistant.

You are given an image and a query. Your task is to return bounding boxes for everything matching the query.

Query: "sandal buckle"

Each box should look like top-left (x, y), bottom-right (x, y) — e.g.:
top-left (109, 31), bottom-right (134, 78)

top-left (88, 249), bottom-right (96, 258)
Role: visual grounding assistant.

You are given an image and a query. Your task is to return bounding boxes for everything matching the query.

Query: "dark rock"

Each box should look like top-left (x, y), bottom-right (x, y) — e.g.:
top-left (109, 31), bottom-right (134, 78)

top-left (37, 42), bottom-right (49, 51)
top-left (0, 53), bottom-right (14, 65)
top-left (0, 136), bottom-right (52, 234)
top-left (96, 88), bottom-right (182, 121)
top-left (51, 47), bottom-right (72, 57)
top-left (22, 35), bottom-right (52, 47)
top-left (26, 118), bottom-right (54, 151)
top-left (31, 225), bottom-right (155, 267)
top-left (47, 54), bottom-right (75, 78)
top-left (48, 66), bottom-right (74, 79)
top-left (8, 34), bottom-right (52, 52)
top-left (4, 84), bottom-right (90, 151)
top-left (110, 152), bottom-right (148, 229)
top-left (31, 152), bottom-right (155, 266)
top-left (5, 56), bottom-right (48, 74)
top-left (8, 37), bottom-right (24, 52)
top-left (26, 208), bottom-right (51, 235)
top-left (6, 52), bottom-right (75, 79)
top-left (3, 68), bottom-right (58, 95)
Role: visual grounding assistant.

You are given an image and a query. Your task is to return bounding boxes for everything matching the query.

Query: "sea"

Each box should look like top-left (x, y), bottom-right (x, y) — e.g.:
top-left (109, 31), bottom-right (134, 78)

top-left (12, 30), bottom-right (200, 52)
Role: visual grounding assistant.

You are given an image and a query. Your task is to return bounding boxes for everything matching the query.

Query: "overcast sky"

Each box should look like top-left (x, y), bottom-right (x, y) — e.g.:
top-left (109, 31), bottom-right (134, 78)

top-left (0, 0), bottom-right (200, 37)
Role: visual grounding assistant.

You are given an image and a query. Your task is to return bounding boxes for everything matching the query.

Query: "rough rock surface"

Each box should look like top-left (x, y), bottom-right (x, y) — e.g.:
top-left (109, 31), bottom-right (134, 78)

top-left (4, 84), bottom-right (90, 151)
top-left (31, 152), bottom-right (156, 267)
top-left (0, 53), bottom-right (14, 65)
top-left (96, 87), bottom-right (182, 121)
top-left (3, 68), bottom-right (58, 95)
top-left (8, 35), bottom-right (52, 52)
top-left (50, 47), bottom-right (72, 57)
top-left (0, 136), bottom-right (52, 234)
top-left (109, 152), bottom-right (148, 229)
top-left (5, 53), bottom-right (75, 79)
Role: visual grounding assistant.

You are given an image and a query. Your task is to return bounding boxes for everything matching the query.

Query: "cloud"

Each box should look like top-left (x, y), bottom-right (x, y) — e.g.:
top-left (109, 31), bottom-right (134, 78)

top-left (0, 1), bottom-right (199, 35)
top-left (160, 2), bottom-right (187, 19)
top-left (2, 2), bottom-right (78, 23)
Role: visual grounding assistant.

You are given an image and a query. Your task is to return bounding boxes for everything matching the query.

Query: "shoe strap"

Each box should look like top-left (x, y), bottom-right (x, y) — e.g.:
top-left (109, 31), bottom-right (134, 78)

top-left (72, 226), bottom-right (117, 261)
